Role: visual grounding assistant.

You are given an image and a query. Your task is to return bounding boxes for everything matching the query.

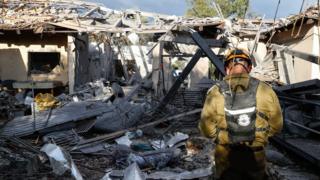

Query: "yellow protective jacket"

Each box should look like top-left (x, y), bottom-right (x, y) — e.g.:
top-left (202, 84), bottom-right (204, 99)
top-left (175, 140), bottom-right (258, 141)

top-left (199, 74), bottom-right (283, 147)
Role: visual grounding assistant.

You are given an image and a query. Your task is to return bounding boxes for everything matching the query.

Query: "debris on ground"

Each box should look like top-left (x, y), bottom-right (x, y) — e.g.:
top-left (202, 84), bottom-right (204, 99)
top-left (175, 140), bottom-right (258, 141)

top-left (0, 0), bottom-right (320, 179)
top-left (41, 143), bottom-right (83, 180)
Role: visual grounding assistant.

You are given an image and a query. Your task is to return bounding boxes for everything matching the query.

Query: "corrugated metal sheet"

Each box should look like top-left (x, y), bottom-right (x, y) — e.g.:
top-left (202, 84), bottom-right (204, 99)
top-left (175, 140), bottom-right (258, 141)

top-left (170, 89), bottom-right (207, 108)
top-left (1, 101), bottom-right (114, 137)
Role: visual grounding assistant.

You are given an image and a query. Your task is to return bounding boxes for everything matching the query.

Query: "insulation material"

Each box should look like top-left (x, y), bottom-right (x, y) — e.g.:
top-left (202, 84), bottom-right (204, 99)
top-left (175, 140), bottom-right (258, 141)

top-left (35, 93), bottom-right (60, 111)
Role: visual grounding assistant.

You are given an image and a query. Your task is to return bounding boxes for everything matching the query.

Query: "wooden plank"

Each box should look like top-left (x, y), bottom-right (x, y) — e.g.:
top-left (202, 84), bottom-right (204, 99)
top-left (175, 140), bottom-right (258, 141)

top-left (284, 53), bottom-right (296, 83)
top-left (82, 7), bottom-right (100, 17)
top-left (72, 108), bottom-right (202, 150)
top-left (12, 81), bottom-right (62, 89)
top-left (154, 49), bottom-right (203, 111)
top-left (151, 43), bottom-right (161, 96)
top-left (159, 41), bottom-right (166, 95)
top-left (68, 35), bottom-right (76, 94)
top-left (138, 45), bottom-right (150, 74)
top-left (161, 33), bottom-right (226, 47)
top-left (190, 30), bottom-right (225, 75)
top-left (276, 50), bottom-right (289, 84)
top-left (117, 46), bottom-right (130, 81)
top-left (124, 39), bottom-right (142, 80)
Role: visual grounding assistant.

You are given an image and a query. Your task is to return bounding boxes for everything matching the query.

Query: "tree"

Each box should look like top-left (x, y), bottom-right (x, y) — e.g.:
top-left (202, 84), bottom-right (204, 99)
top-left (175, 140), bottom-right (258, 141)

top-left (185, 0), bottom-right (249, 18)
top-left (185, 0), bottom-right (217, 18)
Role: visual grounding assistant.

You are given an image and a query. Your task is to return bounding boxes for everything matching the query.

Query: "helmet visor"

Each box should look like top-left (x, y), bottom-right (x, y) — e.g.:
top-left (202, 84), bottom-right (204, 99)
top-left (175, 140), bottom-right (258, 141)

top-left (224, 57), bottom-right (251, 67)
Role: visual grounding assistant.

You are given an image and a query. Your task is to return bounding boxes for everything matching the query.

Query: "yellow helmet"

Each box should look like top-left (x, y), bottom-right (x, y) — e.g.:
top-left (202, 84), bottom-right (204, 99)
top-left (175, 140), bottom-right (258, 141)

top-left (224, 48), bottom-right (253, 67)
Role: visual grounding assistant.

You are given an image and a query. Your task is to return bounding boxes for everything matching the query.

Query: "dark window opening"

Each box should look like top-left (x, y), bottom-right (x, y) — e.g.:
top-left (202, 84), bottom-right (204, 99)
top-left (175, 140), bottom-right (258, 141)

top-left (29, 52), bottom-right (60, 74)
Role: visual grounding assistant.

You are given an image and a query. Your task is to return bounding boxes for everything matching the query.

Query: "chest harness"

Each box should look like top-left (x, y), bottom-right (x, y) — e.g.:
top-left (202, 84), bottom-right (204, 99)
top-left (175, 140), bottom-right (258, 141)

top-left (218, 78), bottom-right (260, 144)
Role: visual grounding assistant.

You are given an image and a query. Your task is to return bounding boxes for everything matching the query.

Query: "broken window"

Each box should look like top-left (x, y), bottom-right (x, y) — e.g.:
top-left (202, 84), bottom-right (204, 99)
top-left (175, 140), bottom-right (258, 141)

top-left (28, 52), bottom-right (60, 74)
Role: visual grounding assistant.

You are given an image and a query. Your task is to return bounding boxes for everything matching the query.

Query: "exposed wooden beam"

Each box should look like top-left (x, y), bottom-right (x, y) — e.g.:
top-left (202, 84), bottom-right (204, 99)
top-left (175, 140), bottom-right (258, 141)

top-left (82, 7), bottom-right (100, 17)
top-left (270, 44), bottom-right (320, 65)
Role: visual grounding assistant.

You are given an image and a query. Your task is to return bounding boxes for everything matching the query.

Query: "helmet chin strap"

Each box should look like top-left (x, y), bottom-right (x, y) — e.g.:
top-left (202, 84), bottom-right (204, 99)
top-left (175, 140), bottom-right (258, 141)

top-left (228, 63), bottom-right (250, 107)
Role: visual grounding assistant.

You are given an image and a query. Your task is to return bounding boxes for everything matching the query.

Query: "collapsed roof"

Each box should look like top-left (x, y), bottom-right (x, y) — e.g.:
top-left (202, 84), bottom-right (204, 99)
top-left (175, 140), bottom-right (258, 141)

top-left (0, 0), bottom-right (224, 34)
top-left (232, 4), bottom-right (320, 40)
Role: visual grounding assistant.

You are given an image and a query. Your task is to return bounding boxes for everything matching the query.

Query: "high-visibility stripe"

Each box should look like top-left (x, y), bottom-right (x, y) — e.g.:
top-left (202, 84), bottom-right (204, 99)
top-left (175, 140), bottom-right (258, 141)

top-left (226, 54), bottom-right (250, 61)
top-left (224, 107), bottom-right (256, 115)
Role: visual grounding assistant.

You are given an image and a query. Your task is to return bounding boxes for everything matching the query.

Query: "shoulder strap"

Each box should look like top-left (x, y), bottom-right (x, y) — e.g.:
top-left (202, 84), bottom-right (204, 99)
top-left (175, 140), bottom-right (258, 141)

top-left (249, 77), bottom-right (260, 93)
top-left (216, 80), bottom-right (229, 94)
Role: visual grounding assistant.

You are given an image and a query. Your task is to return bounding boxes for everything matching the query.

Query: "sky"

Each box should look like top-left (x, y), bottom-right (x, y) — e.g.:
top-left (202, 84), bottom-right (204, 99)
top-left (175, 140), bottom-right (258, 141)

top-left (88, 0), bottom-right (319, 19)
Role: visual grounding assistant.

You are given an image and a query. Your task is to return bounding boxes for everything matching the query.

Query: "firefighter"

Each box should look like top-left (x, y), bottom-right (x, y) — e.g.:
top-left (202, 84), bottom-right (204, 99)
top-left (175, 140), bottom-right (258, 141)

top-left (199, 48), bottom-right (283, 180)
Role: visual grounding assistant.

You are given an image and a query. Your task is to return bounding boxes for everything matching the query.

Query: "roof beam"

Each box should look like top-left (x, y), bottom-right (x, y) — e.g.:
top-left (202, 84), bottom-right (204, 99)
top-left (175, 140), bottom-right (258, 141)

top-left (270, 44), bottom-right (320, 65)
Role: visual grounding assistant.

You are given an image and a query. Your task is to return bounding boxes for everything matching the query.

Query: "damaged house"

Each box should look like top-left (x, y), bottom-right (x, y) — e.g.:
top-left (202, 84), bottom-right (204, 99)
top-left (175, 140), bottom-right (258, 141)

top-left (232, 5), bottom-right (320, 84)
top-left (0, 26), bottom-right (92, 93)
top-left (0, 1), bottom-right (116, 93)
top-left (268, 5), bottom-right (320, 84)
top-left (0, 0), bottom-right (320, 179)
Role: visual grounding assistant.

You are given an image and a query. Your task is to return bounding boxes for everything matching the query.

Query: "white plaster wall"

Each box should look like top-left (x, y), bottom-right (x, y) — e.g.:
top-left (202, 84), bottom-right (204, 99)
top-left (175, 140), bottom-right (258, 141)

top-left (272, 24), bottom-right (316, 83)
top-left (288, 26), bottom-right (314, 83)
top-left (0, 42), bottom-right (68, 84)
top-left (177, 44), bottom-right (209, 89)
top-left (122, 45), bottom-right (153, 78)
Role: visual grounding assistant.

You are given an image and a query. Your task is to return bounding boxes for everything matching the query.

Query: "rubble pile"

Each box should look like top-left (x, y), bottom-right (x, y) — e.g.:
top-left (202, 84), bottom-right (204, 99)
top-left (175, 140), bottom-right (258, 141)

top-left (0, 0), bottom-right (111, 31)
top-left (0, 108), bottom-right (214, 179)
top-left (72, 79), bottom-right (114, 101)
top-left (68, 125), bottom-right (214, 179)
top-left (0, 0), bottom-right (320, 179)
top-left (0, 136), bottom-right (52, 178)
top-left (0, 91), bottom-right (26, 126)
top-left (0, 72), bottom-right (213, 179)
top-left (0, 0), bottom-right (224, 34)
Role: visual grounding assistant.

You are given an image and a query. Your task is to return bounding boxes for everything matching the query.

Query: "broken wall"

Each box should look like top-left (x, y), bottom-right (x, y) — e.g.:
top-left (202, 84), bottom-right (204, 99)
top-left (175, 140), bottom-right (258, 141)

top-left (68, 34), bottom-right (113, 93)
top-left (121, 45), bottom-right (153, 78)
top-left (152, 43), bottom-right (210, 95)
top-left (74, 34), bottom-right (90, 87)
top-left (152, 42), bottom-right (172, 97)
top-left (178, 44), bottom-right (210, 89)
top-left (88, 42), bottom-right (114, 82)
top-left (0, 31), bottom-right (68, 84)
top-left (272, 23), bottom-right (320, 83)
